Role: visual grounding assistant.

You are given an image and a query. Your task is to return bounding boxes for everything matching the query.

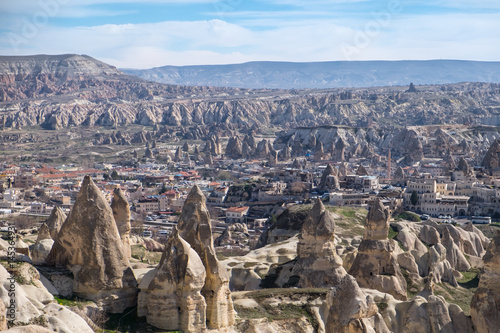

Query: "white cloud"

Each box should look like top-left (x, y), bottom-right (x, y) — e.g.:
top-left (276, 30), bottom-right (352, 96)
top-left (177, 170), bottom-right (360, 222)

top-left (0, 5), bottom-right (499, 68)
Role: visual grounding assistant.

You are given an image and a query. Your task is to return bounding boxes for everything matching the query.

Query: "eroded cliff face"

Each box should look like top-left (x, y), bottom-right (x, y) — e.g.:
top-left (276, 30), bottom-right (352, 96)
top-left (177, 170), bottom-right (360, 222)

top-left (46, 176), bottom-right (137, 313)
top-left (2, 55), bottom-right (500, 130)
top-left (471, 230), bottom-right (500, 333)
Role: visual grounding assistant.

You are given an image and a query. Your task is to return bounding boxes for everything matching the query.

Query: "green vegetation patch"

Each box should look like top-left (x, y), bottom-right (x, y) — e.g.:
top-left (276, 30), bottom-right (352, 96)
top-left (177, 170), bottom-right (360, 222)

top-left (131, 245), bottom-right (162, 264)
top-left (396, 211), bottom-right (421, 222)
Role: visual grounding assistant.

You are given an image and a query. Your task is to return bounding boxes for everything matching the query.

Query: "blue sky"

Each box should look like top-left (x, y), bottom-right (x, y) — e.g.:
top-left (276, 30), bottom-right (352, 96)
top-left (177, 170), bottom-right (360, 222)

top-left (0, 0), bottom-right (499, 68)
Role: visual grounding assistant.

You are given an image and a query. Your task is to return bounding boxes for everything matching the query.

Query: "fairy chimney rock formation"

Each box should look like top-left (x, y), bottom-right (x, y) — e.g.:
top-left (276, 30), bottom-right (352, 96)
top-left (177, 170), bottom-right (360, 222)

top-left (471, 230), bottom-right (500, 333)
top-left (47, 176), bottom-right (137, 313)
top-left (349, 199), bottom-right (407, 300)
top-left (482, 139), bottom-right (500, 171)
top-left (394, 165), bottom-right (406, 181)
top-left (325, 274), bottom-right (390, 332)
top-left (36, 223), bottom-right (52, 242)
top-left (289, 199), bottom-right (347, 287)
top-left (177, 185), bottom-right (235, 329)
top-left (46, 206), bottom-right (67, 239)
top-left (319, 163), bottom-right (339, 191)
top-left (356, 164), bottom-right (369, 176)
top-left (111, 188), bottom-right (132, 259)
top-left (145, 228), bottom-right (207, 332)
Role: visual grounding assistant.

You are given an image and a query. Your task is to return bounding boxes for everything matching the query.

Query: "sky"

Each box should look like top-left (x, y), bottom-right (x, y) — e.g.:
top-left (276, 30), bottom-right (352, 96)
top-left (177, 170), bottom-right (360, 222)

top-left (0, 0), bottom-right (499, 69)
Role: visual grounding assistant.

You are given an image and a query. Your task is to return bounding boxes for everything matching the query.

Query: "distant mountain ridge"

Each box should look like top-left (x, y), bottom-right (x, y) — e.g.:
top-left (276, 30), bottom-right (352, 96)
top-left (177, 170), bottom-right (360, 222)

top-left (123, 60), bottom-right (500, 89)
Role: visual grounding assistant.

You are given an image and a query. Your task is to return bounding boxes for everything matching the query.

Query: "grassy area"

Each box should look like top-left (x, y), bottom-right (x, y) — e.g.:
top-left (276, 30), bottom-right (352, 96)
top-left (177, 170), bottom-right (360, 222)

top-left (395, 212), bottom-right (421, 222)
top-left (327, 206), bottom-right (366, 238)
top-left (130, 245), bottom-right (162, 264)
top-left (233, 288), bottom-right (326, 330)
top-left (433, 269), bottom-right (479, 315)
top-left (54, 296), bottom-right (93, 308)
top-left (102, 308), bottom-right (175, 333)
top-left (388, 226), bottom-right (399, 239)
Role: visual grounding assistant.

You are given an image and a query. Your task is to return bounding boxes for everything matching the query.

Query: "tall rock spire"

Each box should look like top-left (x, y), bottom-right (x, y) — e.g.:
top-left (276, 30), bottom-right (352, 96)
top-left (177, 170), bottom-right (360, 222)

top-left (47, 176), bottom-right (137, 313)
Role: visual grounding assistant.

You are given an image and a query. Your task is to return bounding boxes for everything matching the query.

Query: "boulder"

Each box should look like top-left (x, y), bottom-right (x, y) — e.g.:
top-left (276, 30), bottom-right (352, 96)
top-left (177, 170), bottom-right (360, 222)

top-left (325, 274), bottom-right (391, 332)
top-left (46, 176), bottom-right (137, 313)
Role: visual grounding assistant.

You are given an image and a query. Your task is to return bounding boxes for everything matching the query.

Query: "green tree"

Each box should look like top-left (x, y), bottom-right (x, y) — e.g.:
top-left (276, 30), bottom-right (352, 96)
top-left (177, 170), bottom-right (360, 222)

top-left (410, 191), bottom-right (419, 206)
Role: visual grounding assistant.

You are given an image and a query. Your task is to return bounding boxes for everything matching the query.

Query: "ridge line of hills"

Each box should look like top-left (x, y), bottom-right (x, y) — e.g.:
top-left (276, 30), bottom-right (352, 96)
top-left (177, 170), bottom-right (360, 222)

top-left (122, 59), bottom-right (500, 89)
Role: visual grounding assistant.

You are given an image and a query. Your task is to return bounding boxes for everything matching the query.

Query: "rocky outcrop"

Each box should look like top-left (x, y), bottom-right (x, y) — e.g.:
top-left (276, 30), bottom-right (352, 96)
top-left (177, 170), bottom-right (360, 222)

top-left (325, 274), bottom-right (390, 333)
top-left (393, 165), bottom-right (406, 181)
top-left (457, 157), bottom-right (473, 176)
top-left (471, 230), bottom-right (500, 333)
top-left (111, 188), bottom-right (132, 259)
top-left (46, 176), bottom-right (137, 313)
top-left (226, 136), bottom-right (243, 159)
top-left (177, 185), bottom-right (235, 329)
top-left (275, 199), bottom-right (347, 288)
top-left (482, 138), bottom-right (500, 171)
top-left (319, 164), bottom-right (339, 191)
top-left (144, 228), bottom-right (207, 332)
top-left (35, 223), bottom-right (51, 243)
top-left (32, 224), bottom-right (54, 265)
top-left (349, 199), bottom-right (407, 300)
top-left (356, 165), bottom-right (369, 176)
top-left (46, 206), bottom-right (67, 239)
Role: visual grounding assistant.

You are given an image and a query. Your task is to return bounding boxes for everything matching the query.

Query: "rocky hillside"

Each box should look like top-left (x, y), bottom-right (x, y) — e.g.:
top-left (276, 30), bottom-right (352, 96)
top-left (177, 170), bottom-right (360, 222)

top-left (123, 60), bottom-right (500, 89)
top-left (2, 55), bottom-right (500, 131)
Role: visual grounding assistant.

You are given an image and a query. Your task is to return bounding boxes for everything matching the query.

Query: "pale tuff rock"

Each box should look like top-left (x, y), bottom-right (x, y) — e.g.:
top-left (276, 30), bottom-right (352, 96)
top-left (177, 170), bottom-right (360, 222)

top-left (356, 165), bottom-right (369, 176)
top-left (338, 162), bottom-right (348, 177)
top-left (349, 199), bottom-right (407, 300)
top-left (426, 243), bottom-right (458, 286)
top-left (32, 224), bottom-right (54, 264)
top-left (144, 147), bottom-right (154, 159)
top-left (111, 188), bottom-right (132, 259)
top-left (46, 206), bottom-right (67, 239)
top-left (279, 199), bottom-right (348, 288)
top-left (419, 225), bottom-right (441, 246)
top-left (313, 141), bottom-right (324, 161)
top-left (47, 176), bottom-right (137, 313)
top-left (482, 138), bottom-right (500, 171)
top-left (177, 185), bottom-right (235, 329)
top-left (35, 223), bottom-right (51, 243)
top-left (226, 136), bottom-right (243, 159)
top-left (0, 264), bottom-right (94, 332)
top-left (333, 138), bottom-right (346, 162)
top-left (319, 164), bottom-right (339, 191)
top-left (0, 294), bottom-right (7, 331)
top-left (269, 150), bottom-right (278, 167)
top-left (278, 144), bottom-right (292, 161)
top-left (441, 227), bottom-right (471, 272)
top-left (325, 274), bottom-right (391, 333)
top-left (391, 295), bottom-right (473, 333)
top-left (457, 157), bottom-right (473, 176)
top-left (471, 230), bottom-right (500, 333)
top-left (145, 228), bottom-right (207, 332)
top-left (393, 165), bottom-right (406, 181)
top-left (174, 146), bottom-right (182, 162)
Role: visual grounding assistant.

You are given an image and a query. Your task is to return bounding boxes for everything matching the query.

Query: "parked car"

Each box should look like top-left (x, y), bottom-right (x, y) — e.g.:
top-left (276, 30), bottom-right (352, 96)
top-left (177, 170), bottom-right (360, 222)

top-left (420, 214), bottom-right (429, 220)
top-left (142, 230), bottom-right (153, 237)
top-left (438, 214), bottom-right (445, 219)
